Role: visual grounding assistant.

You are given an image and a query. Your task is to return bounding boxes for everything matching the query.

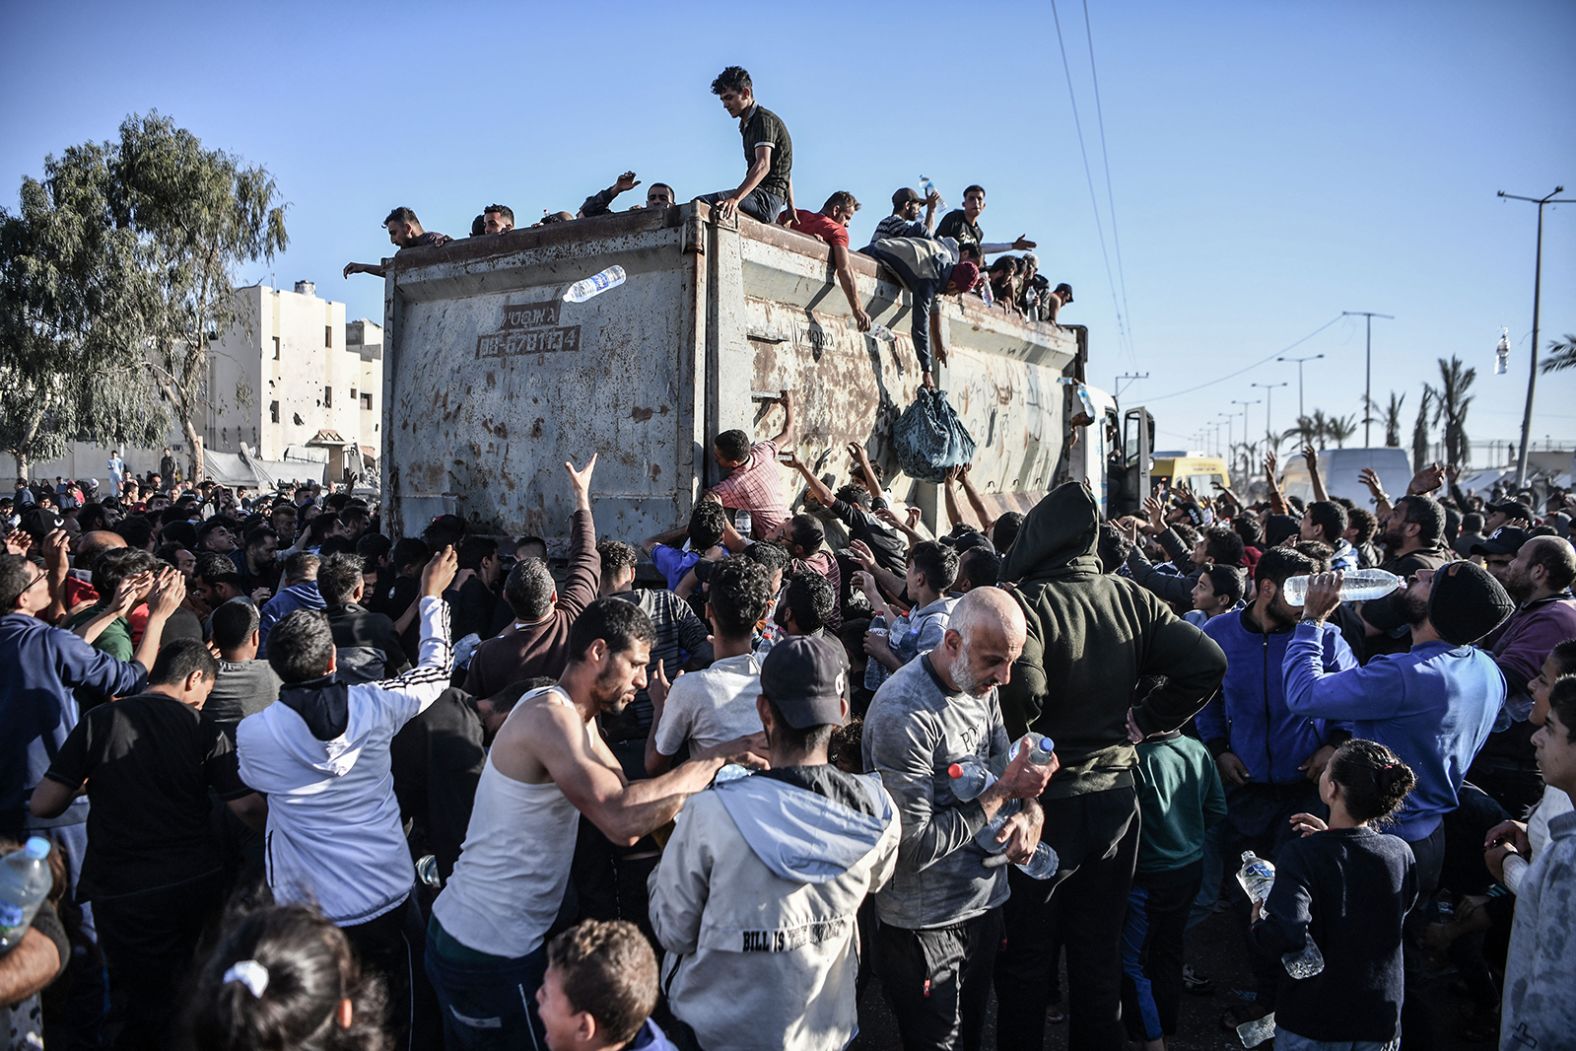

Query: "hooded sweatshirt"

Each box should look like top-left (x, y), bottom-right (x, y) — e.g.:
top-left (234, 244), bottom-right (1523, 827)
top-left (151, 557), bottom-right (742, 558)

top-left (648, 766), bottom-right (899, 1051)
top-left (237, 596), bottom-right (453, 926)
top-left (999, 483), bottom-right (1228, 798)
top-left (258, 580), bottom-right (325, 655)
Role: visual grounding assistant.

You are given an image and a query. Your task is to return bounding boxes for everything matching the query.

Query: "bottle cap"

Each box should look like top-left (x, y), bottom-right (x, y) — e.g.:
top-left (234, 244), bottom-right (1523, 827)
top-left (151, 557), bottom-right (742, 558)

top-left (1038, 735), bottom-right (1055, 753)
top-left (947, 763), bottom-right (964, 779)
top-left (22, 837), bottom-right (51, 860)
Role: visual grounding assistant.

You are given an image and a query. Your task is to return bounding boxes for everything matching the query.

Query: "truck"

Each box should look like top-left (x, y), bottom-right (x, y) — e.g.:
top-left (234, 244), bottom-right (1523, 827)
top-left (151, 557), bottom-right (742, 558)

top-left (379, 204), bottom-right (1152, 546)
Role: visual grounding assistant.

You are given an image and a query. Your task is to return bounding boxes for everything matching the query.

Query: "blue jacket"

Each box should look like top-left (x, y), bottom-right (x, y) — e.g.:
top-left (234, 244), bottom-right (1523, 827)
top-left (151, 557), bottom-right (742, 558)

top-left (259, 581), bottom-right (325, 655)
top-left (1197, 608), bottom-right (1356, 784)
top-left (0, 612), bottom-right (147, 837)
top-left (1283, 626), bottom-right (1504, 842)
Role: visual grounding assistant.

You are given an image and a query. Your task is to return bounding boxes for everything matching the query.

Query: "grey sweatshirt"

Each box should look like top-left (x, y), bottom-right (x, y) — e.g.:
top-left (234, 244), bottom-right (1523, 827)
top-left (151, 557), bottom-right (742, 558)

top-left (1501, 808), bottom-right (1576, 1051)
top-left (862, 655), bottom-right (1011, 929)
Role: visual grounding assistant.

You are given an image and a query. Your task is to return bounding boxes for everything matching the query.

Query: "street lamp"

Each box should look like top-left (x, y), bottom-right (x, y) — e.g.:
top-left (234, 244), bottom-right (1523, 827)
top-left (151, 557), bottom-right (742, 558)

top-left (1218, 412), bottom-right (1234, 460)
top-left (1251, 381), bottom-right (1288, 450)
top-left (1231, 399), bottom-right (1260, 478)
top-left (1342, 311), bottom-right (1394, 447)
top-left (1277, 352), bottom-right (1324, 419)
top-left (1497, 186), bottom-right (1573, 486)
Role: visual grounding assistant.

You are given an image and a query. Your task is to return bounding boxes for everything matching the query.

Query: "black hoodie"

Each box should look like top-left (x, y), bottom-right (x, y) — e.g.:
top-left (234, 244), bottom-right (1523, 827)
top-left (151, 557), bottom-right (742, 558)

top-left (999, 483), bottom-right (1227, 799)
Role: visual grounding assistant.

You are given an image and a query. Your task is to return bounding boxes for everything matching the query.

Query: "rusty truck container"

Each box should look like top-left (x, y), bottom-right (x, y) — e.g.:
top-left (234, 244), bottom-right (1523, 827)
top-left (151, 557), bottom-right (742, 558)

top-left (381, 204), bottom-right (1091, 545)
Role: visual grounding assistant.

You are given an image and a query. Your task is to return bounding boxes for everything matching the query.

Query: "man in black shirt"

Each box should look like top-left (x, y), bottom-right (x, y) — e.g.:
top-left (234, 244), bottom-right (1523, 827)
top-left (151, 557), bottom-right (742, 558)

top-left (697, 66), bottom-right (793, 224)
top-left (781, 451), bottom-right (908, 574)
top-left (30, 640), bottom-right (264, 1050)
top-left (934, 184), bottom-right (1036, 260)
top-left (445, 536), bottom-right (510, 643)
top-left (318, 551), bottom-right (411, 680)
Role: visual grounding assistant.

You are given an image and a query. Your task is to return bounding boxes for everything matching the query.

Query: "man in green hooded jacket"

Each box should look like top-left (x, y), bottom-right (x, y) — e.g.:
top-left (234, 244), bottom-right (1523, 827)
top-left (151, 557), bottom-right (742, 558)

top-left (991, 481), bottom-right (1227, 1050)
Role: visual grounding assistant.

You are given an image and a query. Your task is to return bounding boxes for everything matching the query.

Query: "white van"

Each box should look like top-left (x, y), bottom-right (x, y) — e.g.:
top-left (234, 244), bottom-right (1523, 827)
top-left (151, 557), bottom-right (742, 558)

top-left (1280, 447), bottom-right (1414, 508)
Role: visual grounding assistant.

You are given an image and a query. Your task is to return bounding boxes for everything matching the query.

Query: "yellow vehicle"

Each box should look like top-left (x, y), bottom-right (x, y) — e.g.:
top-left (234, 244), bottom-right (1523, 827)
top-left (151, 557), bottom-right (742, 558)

top-left (1150, 453), bottom-right (1231, 495)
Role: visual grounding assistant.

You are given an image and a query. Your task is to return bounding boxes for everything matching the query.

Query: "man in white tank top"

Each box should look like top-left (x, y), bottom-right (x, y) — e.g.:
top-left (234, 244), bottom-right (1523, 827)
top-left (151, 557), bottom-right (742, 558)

top-left (427, 597), bottom-right (752, 1050)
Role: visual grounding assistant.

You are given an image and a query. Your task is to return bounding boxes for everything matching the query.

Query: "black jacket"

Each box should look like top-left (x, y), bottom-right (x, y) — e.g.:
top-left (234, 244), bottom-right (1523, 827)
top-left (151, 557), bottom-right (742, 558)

top-left (999, 483), bottom-right (1227, 798)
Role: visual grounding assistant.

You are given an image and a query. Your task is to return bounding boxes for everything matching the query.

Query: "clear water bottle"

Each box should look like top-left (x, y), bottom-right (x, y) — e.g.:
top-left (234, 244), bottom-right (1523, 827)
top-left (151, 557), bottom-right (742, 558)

top-left (715, 763), bottom-right (753, 785)
top-left (415, 854), bottom-right (442, 890)
top-left (1236, 851), bottom-right (1276, 905)
top-left (947, 759), bottom-right (995, 802)
top-left (919, 176), bottom-right (940, 209)
top-left (733, 509), bottom-right (752, 539)
top-left (1235, 1010), bottom-right (1277, 1048)
top-left (976, 802), bottom-right (1021, 853)
top-left (869, 323), bottom-right (895, 341)
top-left (1282, 938), bottom-right (1325, 979)
top-left (1016, 842), bottom-right (1060, 879)
top-left (563, 265), bottom-right (627, 303)
top-left (979, 277), bottom-right (994, 306)
top-left (1495, 328), bottom-right (1510, 376)
top-left (1009, 734), bottom-right (1057, 766)
top-left (0, 837), bottom-right (54, 953)
top-left (1280, 568), bottom-right (1402, 606)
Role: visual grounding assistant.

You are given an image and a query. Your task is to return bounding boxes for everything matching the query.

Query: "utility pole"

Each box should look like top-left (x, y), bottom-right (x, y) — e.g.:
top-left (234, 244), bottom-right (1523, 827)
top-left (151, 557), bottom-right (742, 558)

top-left (1341, 310), bottom-right (1394, 448)
top-left (1498, 186), bottom-right (1572, 487)
top-left (1218, 412), bottom-right (1234, 461)
top-left (1251, 381), bottom-right (1288, 450)
top-left (1276, 352), bottom-right (1324, 418)
top-left (1232, 398), bottom-right (1260, 479)
top-left (1116, 371), bottom-right (1149, 398)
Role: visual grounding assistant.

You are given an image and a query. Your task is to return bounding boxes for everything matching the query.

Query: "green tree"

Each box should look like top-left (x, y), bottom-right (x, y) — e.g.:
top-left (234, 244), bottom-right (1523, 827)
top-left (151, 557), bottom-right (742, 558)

top-left (1364, 392), bottom-right (1406, 448)
top-left (1540, 334), bottom-right (1576, 374)
top-left (1412, 386), bottom-right (1435, 472)
top-left (0, 145), bottom-right (166, 481)
top-left (1431, 356), bottom-right (1475, 467)
top-left (111, 113), bottom-right (288, 479)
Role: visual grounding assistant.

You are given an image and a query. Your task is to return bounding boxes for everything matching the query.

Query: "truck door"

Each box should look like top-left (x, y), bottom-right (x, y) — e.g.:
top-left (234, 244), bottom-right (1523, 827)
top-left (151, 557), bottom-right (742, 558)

top-left (1109, 407), bottom-right (1153, 517)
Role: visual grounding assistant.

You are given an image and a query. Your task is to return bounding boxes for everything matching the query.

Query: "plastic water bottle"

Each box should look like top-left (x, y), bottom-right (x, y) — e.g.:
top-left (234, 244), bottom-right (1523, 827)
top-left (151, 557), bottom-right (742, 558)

top-left (0, 837), bottom-right (53, 953)
top-left (1235, 1011), bottom-right (1277, 1048)
top-left (1280, 568), bottom-right (1402, 607)
top-left (715, 763), bottom-right (753, 785)
top-left (1016, 843), bottom-right (1060, 879)
top-left (869, 323), bottom-right (895, 341)
top-left (1236, 851), bottom-right (1276, 905)
top-left (415, 854), bottom-right (442, 890)
top-left (1282, 938), bottom-right (1325, 979)
top-left (733, 509), bottom-right (752, 539)
top-left (919, 176), bottom-right (940, 208)
top-left (947, 759), bottom-right (994, 802)
top-left (563, 265), bottom-right (626, 303)
top-left (1495, 328), bottom-right (1510, 376)
top-left (1009, 734), bottom-right (1056, 766)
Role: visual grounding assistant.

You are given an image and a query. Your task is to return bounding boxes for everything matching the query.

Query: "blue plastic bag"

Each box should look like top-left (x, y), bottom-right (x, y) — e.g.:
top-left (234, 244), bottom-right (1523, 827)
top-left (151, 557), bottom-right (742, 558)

top-left (892, 388), bottom-right (977, 483)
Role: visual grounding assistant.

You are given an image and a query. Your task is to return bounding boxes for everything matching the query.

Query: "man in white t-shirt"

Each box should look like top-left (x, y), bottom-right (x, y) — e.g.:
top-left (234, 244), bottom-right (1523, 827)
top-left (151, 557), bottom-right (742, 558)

top-left (646, 559), bottom-right (775, 775)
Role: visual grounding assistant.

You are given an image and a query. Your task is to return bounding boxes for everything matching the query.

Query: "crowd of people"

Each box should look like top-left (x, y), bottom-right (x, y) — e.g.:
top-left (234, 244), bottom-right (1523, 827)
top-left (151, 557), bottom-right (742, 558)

top-left (341, 66), bottom-right (1071, 389)
top-left (4, 401), bottom-right (1575, 1051)
top-left (5, 61), bottom-right (1576, 1051)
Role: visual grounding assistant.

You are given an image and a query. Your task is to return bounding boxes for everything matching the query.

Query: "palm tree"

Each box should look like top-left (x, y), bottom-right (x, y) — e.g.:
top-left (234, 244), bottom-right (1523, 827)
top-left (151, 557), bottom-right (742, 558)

top-left (1412, 386), bottom-right (1435, 472)
top-left (1231, 439), bottom-right (1261, 484)
top-left (1283, 414), bottom-right (1320, 452)
top-left (1541, 334), bottom-right (1576, 374)
top-left (1431, 356), bottom-right (1476, 467)
top-left (1309, 409), bottom-right (1330, 450)
top-left (1365, 392), bottom-right (1406, 448)
top-left (1326, 413), bottom-right (1358, 448)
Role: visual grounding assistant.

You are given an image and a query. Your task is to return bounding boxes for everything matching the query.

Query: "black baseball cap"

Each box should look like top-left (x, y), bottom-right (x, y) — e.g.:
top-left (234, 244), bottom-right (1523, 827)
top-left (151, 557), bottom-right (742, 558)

top-left (20, 507), bottom-right (63, 539)
top-left (1470, 526), bottom-right (1530, 557)
top-left (760, 635), bottom-right (849, 730)
top-left (891, 187), bottom-right (924, 207)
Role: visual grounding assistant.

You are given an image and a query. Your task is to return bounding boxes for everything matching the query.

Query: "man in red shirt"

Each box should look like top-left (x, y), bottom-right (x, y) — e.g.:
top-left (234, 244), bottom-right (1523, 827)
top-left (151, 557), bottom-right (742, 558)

top-left (784, 191), bottom-right (872, 332)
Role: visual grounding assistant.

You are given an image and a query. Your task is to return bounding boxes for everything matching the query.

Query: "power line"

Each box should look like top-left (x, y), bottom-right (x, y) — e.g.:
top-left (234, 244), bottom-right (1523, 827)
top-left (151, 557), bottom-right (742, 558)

top-left (1049, 0), bottom-right (1134, 371)
top-left (1144, 315), bottom-right (1345, 403)
top-left (1080, 0), bottom-right (1136, 368)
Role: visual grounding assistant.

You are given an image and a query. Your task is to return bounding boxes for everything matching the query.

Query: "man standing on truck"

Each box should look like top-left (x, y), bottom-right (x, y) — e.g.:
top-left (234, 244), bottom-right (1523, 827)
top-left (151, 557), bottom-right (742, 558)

top-left (873, 186), bottom-right (943, 240)
top-left (697, 66), bottom-right (793, 224)
top-left (861, 237), bottom-right (981, 388)
top-left (785, 191), bottom-right (872, 332)
top-left (342, 207), bottom-right (452, 279)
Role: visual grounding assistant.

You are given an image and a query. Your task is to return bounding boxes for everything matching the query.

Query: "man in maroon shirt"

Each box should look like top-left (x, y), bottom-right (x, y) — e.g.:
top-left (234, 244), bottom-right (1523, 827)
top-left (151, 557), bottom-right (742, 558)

top-left (784, 191), bottom-right (872, 332)
top-left (464, 458), bottom-right (601, 698)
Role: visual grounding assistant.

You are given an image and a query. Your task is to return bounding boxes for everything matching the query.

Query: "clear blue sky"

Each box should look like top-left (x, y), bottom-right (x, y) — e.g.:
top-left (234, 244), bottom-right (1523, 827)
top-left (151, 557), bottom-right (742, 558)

top-left (3, 0), bottom-right (1572, 465)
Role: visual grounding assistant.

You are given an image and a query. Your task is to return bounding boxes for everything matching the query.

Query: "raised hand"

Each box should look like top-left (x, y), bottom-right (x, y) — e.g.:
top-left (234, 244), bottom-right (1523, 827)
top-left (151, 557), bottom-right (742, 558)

top-left (420, 544), bottom-right (460, 599)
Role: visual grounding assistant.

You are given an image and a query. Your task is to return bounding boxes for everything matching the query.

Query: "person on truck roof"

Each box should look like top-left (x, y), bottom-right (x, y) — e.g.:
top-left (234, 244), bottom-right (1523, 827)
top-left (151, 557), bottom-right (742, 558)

top-left (933, 184), bottom-right (1036, 258)
top-left (873, 186), bottom-right (942, 240)
top-left (342, 207), bottom-right (451, 279)
top-left (783, 191), bottom-right (873, 332)
top-left (696, 66), bottom-right (793, 224)
top-left (482, 204), bottom-right (514, 234)
top-left (860, 237), bottom-right (981, 388)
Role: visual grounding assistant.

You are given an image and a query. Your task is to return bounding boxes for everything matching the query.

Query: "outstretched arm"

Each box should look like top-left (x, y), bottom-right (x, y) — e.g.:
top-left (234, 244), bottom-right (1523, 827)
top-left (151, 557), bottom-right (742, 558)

top-left (829, 244), bottom-right (872, 332)
top-left (1302, 445), bottom-right (1328, 504)
top-left (770, 389), bottom-right (796, 448)
top-left (957, 464), bottom-right (996, 531)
